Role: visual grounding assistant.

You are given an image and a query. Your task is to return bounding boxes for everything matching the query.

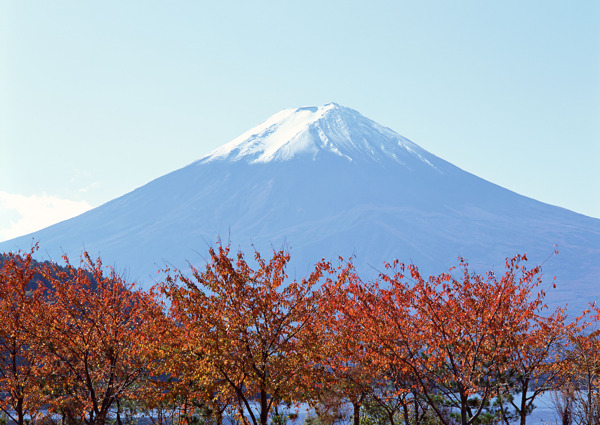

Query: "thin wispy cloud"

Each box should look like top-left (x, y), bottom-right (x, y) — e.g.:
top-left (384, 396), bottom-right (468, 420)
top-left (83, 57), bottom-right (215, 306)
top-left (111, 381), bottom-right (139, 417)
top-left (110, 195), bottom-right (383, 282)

top-left (0, 191), bottom-right (92, 243)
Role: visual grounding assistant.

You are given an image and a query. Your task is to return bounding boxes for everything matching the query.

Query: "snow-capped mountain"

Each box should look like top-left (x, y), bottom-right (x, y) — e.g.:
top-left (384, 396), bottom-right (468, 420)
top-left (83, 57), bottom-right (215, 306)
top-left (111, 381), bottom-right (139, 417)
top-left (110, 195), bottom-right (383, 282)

top-left (201, 103), bottom-right (435, 167)
top-left (2, 103), bottom-right (599, 313)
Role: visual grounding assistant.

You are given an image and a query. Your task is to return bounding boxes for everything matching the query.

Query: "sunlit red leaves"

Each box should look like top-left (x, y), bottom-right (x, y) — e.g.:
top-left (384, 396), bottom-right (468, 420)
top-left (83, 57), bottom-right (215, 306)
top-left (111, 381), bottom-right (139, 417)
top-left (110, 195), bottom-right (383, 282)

top-left (0, 244), bottom-right (584, 425)
top-left (316, 261), bottom-right (378, 425)
top-left (356, 254), bottom-right (562, 425)
top-left (160, 244), bottom-right (330, 425)
top-left (0, 246), bottom-right (47, 425)
top-left (34, 252), bottom-right (164, 425)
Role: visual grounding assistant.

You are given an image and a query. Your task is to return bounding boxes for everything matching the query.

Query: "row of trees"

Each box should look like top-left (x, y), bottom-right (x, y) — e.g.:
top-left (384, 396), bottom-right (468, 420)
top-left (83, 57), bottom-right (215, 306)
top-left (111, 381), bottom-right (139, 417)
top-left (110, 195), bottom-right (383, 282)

top-left (0, 245), bottom-right (598, 425)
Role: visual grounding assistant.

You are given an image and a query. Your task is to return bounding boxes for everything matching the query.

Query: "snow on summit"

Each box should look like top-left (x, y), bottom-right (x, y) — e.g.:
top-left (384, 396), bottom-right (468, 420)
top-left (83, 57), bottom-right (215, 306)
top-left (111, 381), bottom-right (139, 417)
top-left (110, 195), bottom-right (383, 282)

top-left (199, 103), bottom-right (436, 168)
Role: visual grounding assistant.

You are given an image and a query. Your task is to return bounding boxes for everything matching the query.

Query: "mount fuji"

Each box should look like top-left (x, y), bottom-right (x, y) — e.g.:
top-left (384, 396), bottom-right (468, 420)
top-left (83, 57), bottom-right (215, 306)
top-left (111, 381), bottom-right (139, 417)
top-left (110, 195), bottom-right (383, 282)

top-left (2, 103), bottom-right (599, 312)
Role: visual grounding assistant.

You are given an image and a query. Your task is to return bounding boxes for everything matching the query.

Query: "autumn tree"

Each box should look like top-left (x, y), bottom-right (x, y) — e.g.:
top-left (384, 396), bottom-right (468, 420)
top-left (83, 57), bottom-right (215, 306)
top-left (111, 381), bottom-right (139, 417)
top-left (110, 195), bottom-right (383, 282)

top-left (0, 247), bottom-right (47, 425)
top-left (367, 255), bottom-right (550, 425)
top-left (316, 261), bottom-right (389, 425)
top-left (494, 306), bottom-right (572, 425)
top-left (360, 267), bottom-right (431, 425)
top-left (556, 305), bottom-right (600, 425)
top-left (143, 301), bottom-right (234, 425)
top-left (161, 244), bottom-right (329, 425)
top-left (34, 252), bottom-right (164, 425)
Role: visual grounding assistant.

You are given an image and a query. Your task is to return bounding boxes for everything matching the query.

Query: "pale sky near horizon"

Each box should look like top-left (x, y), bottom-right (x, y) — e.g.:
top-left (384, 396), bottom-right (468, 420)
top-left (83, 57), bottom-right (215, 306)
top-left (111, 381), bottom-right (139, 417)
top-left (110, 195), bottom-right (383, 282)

top-left (1, 1), bottom-right (599, 243)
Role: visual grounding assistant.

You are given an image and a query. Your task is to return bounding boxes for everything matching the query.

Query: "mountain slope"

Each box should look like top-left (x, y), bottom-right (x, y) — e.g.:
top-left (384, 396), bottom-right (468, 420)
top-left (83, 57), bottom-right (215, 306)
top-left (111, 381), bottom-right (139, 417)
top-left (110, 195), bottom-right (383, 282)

top-left (2, 103), bottom-right (599, 313)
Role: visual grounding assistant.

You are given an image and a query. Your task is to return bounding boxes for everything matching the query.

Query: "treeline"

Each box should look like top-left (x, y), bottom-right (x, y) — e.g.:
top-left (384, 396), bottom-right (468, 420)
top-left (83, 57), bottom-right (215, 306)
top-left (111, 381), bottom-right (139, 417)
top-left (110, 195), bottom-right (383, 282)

top-left (0, 245), bottom-right (598, 425)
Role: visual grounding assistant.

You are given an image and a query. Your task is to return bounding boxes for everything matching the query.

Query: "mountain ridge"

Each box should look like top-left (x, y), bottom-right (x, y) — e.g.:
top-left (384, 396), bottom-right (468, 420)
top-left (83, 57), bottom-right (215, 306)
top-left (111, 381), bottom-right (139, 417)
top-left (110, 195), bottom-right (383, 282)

top-left (1, 103), bottom-right (598, 313)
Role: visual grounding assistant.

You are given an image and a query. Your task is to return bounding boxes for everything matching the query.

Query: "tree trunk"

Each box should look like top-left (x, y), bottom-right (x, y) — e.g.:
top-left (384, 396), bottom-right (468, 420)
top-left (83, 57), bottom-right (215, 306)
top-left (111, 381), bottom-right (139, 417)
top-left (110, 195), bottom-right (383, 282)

top-left (402, 403), bottom-right (409, 425)
top-left (260, 389), bottom-right (269, 425)
top-left (519, 389), bottom-right (528, 425)
top-left (387, 409), bottom-right (396, 425)
top-left (353, 402), bottom-right (361, 425)
top-left (95, 409), bottom-right (108, 425)
top-left (587, 371), bottom-right (593, 425)
top-left (460, 392), bottom-right (468, 425)
top-left (116, 398), bottom-right (123, 425)
top-left (16, 396), bottom-right (24, 425)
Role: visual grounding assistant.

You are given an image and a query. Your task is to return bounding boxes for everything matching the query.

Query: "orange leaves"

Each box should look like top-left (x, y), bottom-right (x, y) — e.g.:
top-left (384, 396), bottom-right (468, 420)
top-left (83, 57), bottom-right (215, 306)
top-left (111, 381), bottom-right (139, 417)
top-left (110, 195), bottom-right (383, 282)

top-left (0, 245), bottom-right (48, 425)
top-left (361, 254), bottom-right (560, 425)
top-left (1, 244), bottom-right (583, 425)
top-left (30, 252), bottom-right (165, 425)
top-left (159, 243), bottom-right (330, 425)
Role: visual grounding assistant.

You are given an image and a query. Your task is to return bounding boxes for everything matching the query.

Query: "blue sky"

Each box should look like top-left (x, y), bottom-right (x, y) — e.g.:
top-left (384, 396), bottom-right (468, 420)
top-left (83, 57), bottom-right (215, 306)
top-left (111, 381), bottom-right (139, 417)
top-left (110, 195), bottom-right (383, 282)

top-left (1, 1), bottom-right (599, 241)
